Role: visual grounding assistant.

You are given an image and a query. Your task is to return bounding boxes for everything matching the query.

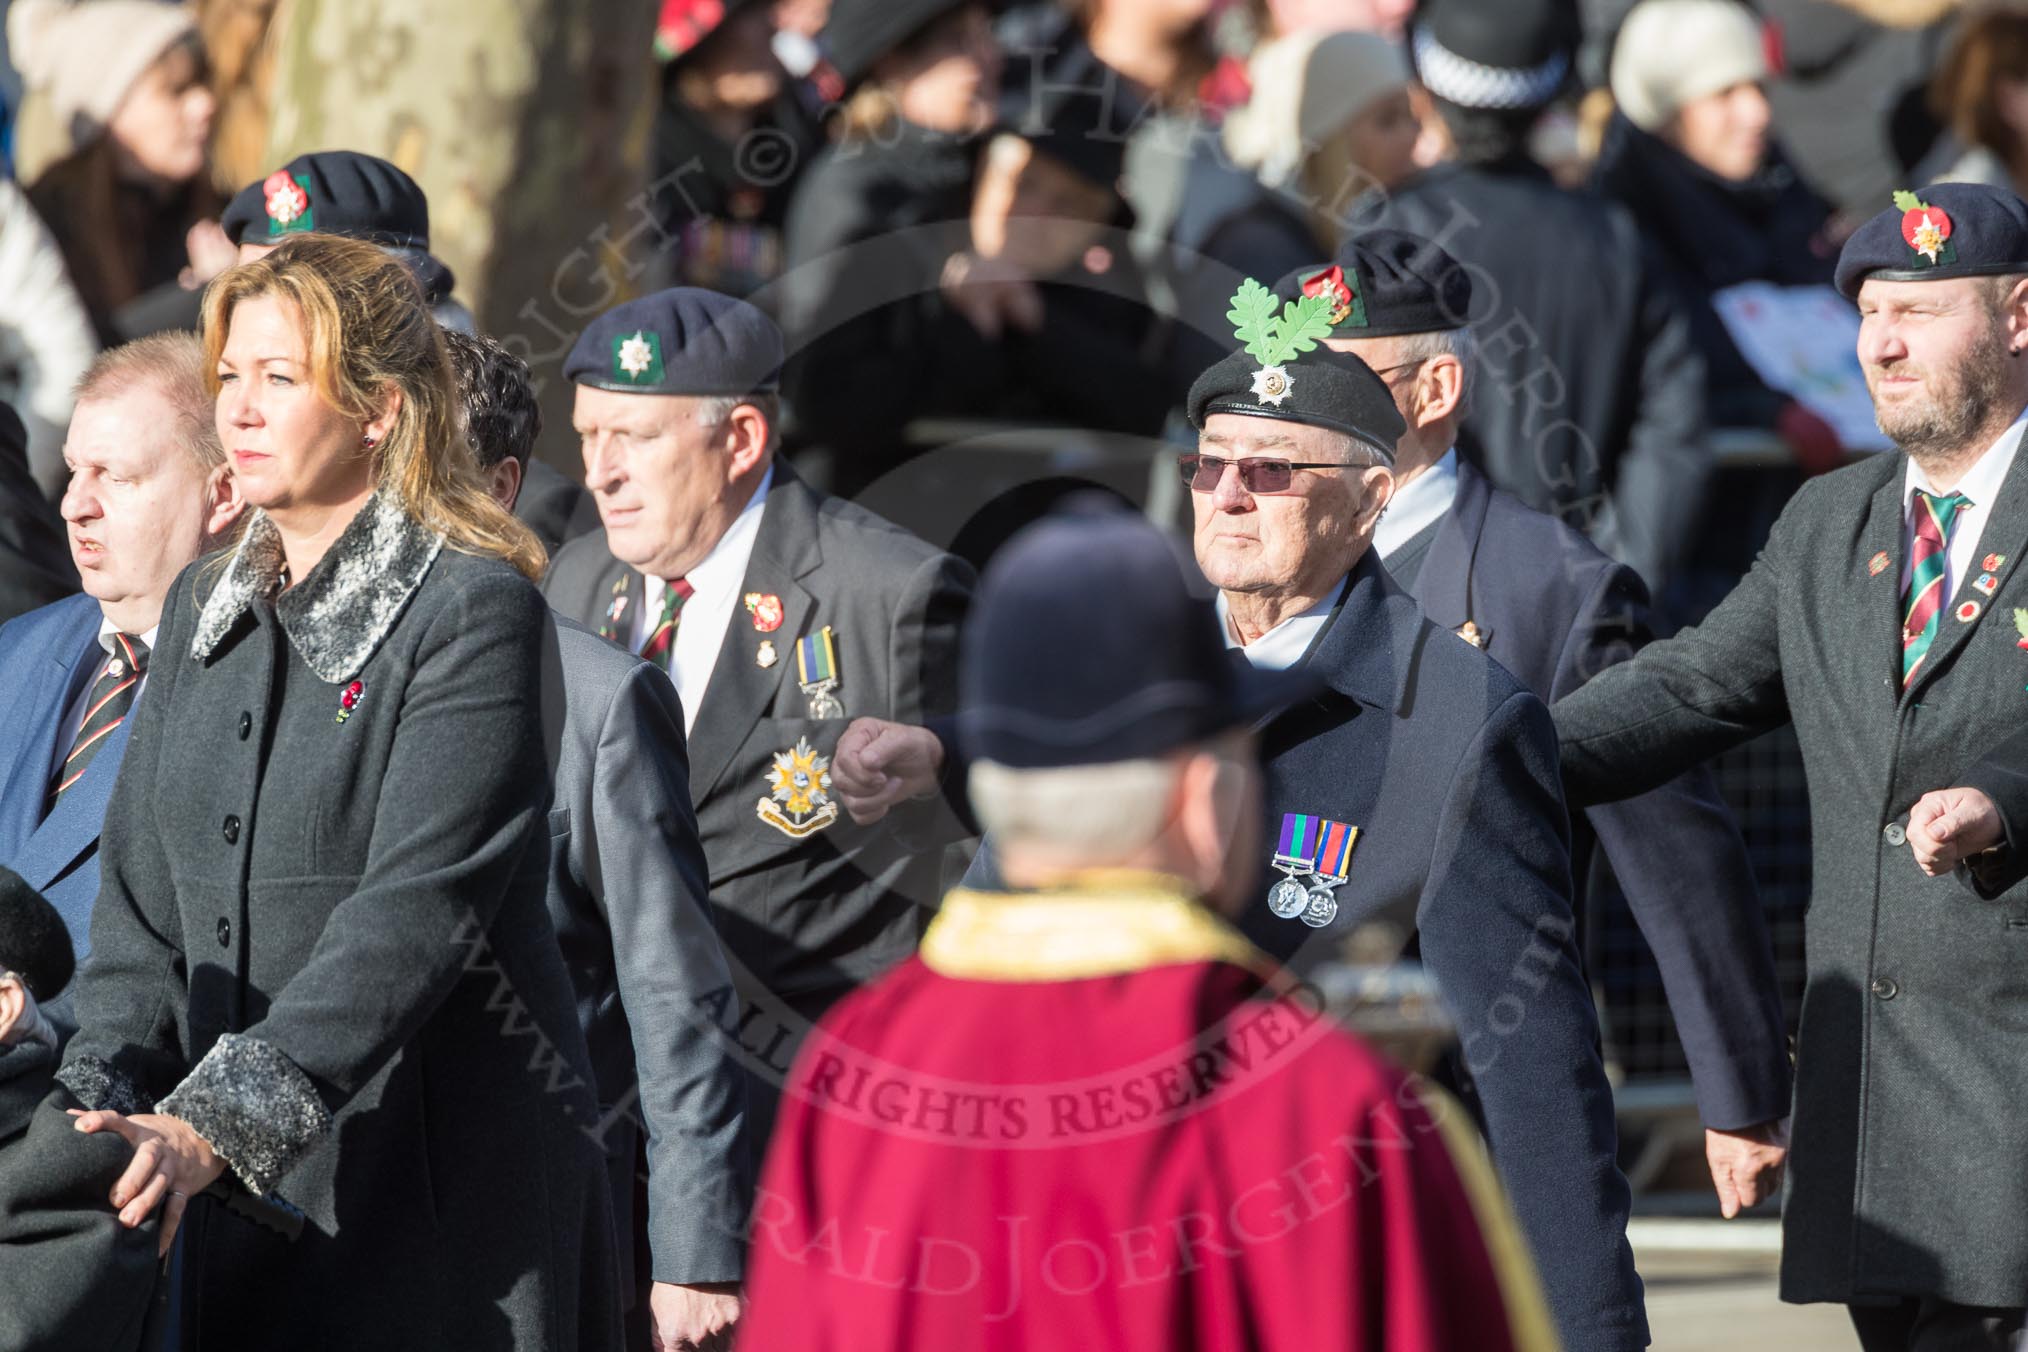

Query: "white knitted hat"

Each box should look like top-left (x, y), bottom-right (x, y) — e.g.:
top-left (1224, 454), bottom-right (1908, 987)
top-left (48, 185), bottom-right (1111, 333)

top-left (8, 0), bottom-right (197, 149)
top-left (1224, 30), bottom-right (1411, 188)
top-left (1610, 0), bottom-right (1768, 133)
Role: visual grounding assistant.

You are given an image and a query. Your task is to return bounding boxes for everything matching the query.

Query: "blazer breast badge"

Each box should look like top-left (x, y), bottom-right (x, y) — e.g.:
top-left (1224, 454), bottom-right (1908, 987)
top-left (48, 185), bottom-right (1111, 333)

top-left (758, 737), bottom-right (841, 839)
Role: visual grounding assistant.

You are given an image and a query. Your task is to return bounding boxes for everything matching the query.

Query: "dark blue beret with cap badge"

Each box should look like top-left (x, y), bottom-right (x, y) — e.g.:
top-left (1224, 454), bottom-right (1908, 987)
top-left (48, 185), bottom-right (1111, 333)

top-left (1270, 229), bottom-right (1476, 339)
top-left (564, 287), bottom-right (784, 396)
top-left (1186, 278), bottom-right (1408, 461)
top-left (1835, 183), bottom-right (2028, 300)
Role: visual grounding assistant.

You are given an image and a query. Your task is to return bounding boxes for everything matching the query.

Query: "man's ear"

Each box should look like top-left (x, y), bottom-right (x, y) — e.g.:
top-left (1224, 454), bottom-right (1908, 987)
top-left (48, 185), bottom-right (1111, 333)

top-left (1414, 353), bottom-right (1465, 425)
top-left (0, 975), bottom-right (25, 1044)
top-left (487, 457), bottom-right (524, 512)
top-left (2007, 276), bottom-right (2028, 356)
top-left (1357, 464), bottom-right (1396, 531)
top-left (204, 461), bottom-right (247, 542)
top-left (723, 403), bottom-right (773, 481)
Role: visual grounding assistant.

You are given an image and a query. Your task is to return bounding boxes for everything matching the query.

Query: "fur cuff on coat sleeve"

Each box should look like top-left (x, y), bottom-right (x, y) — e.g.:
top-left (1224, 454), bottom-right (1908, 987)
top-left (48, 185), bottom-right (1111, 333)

top-left (158, 1033), bottom-right (333, 1195)
top-left (54, 1055), bottom-right (153, 1116)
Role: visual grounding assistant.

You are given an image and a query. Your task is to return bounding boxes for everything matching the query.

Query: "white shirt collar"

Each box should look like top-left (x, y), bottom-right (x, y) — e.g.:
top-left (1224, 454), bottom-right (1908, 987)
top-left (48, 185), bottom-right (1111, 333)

top-left (1903, 406), bottom-right (2028, 509)
top-left (96, 614), bottom-right (160, 658)
top-left (1216, 578), bottom-right (1346, 671)
top-left (1373, 447), bottom-right (1460, 560)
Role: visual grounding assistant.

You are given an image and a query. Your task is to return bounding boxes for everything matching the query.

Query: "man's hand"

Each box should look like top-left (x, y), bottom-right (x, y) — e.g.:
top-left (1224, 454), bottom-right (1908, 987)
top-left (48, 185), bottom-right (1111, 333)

top-left (832, 718), bottom-right (945, 826)
top-left (1908, 786), bottom-right (2005, 877)
top-left (649, 1280), bottom-right (742, 1351)
top-left (1706, 1119), bottom-right (1789, 1219)
top-left (70, 1110), bottom-right (226, 1256)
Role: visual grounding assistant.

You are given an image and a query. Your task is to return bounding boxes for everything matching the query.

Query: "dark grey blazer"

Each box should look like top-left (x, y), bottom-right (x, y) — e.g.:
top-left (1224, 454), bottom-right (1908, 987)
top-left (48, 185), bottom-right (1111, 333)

top-left (1556, 446), bottom-right (2028, 1308)
top-left (537, 617), bottom-right (750, 1291)
top-left (543, 462), bottom-right (974, 1142)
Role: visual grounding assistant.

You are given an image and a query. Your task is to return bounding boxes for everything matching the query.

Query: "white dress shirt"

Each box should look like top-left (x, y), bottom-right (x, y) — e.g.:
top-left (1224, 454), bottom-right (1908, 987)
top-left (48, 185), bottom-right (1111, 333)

top-left (1899, 408), bottom-right (2028, 606)
top-left (54, 617), bottom-right (159, 776)
top-left (631, 465), bottom-right (773, 733)
top-left (1373, 448), bottom-right (1461, 560)
top-left (1217, 579), bottom-right (1346, 670)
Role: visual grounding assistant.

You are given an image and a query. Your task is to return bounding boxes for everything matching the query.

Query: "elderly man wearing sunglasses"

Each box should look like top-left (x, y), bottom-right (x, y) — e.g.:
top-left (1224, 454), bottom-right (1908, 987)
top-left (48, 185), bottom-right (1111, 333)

top-left (832, 277), bottom-right (1651, 1352)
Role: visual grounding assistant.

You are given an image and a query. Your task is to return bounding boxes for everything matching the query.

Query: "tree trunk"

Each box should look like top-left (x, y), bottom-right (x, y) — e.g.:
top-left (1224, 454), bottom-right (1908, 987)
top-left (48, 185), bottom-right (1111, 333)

top-left (261, 0), bottom-right (662, 469)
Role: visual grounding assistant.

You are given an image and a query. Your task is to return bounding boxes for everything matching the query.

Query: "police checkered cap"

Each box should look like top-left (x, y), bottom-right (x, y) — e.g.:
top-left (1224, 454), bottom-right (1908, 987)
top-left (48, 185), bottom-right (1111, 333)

top-left (1412, 23), bottom-right (1569, 111)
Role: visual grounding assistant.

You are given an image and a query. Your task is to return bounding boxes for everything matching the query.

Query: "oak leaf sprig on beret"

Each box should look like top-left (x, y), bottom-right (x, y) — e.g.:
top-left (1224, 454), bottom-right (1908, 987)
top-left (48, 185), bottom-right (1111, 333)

top-left (1227, 278), bottom-right (1336, 369)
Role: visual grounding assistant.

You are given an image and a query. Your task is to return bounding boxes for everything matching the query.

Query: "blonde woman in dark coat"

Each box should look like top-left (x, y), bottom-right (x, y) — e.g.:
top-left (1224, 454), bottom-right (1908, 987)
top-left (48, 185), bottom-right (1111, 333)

top-left (57, 235), bottom-right (621, 1351)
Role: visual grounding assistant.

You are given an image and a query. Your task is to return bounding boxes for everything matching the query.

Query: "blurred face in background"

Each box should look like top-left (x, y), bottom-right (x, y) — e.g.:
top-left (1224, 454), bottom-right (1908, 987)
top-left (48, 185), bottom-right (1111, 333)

top-left (1664, 80), bottom-right (1770, 183)
top-left (685, 5), bottom-right (786, 112)
top-left (877, 4), bottom-right (1001, 134)
top-left (1259, 0), bottom-right (1410, 40)
top-left (108, 38), bottom-right (216, 186)
top-left (1311, 86), bottom-right (1421, 206)
top-left (971, 136), bottom-right (1117, 275)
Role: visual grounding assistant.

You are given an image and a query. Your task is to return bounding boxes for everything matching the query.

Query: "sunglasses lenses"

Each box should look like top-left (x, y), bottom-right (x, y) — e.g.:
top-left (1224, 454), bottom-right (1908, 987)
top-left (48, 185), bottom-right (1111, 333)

top-left (1179, 455), bottom-right (1295, 493)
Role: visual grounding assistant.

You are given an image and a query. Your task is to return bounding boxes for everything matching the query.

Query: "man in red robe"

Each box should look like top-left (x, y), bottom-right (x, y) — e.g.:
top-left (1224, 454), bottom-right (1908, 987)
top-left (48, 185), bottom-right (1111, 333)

top-left (741, 504), bottom-right (1557, 1350)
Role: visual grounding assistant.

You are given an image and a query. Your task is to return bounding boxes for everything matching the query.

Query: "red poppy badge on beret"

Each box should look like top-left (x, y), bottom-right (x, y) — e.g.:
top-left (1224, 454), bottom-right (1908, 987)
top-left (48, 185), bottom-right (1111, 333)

top-left (264, 170), bottom-right (313, 235)
top-left (1894, 190), bottom-right (1955, 268)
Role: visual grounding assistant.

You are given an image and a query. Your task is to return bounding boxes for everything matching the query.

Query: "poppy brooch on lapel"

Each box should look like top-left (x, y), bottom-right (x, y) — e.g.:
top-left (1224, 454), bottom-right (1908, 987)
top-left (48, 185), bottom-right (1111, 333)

top-left (336, 680), bottom-right (365, 724)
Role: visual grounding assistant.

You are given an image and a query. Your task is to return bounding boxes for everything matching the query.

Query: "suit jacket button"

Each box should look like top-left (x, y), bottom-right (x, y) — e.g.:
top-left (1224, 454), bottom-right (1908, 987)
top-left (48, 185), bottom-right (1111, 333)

top-left (1883, 822), bottom-right (1906, 846)
top-left (238, 712), bottom-right (252, 740)
top-left (222, 815), bottom-right (241, 845)
top-left (217, 918), bottom-right (231, 948)
top-left (1870, 976), bottom-right (1898, 1000)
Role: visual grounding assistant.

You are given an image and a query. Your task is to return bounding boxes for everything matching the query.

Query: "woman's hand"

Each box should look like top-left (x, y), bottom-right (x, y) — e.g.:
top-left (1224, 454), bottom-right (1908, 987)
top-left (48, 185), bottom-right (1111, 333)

top-left (71, 1110), bottom-right (227, 1255)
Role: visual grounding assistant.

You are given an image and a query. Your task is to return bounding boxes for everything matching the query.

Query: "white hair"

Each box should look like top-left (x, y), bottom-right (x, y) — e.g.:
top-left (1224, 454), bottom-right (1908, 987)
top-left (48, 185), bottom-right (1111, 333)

top-left (969, 758), bottom-right (1183, 862)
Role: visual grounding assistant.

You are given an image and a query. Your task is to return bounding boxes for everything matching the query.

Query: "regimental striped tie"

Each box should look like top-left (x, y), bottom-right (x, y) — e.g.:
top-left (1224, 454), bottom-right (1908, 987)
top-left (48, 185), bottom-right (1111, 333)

top-left (51, 632), bottom-right (149, 805)
top-left (638, 578), bottom-right (693, 671)
top-left (1902, 489), bottom-right (1970, 687)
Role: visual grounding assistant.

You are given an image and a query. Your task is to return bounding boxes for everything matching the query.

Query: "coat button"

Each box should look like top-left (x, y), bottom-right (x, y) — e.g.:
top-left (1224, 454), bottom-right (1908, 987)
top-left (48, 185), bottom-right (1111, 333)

top-left (238, 712), bottom-right (252, 740)
top-left (217, 918), bottom-right (231, 948)
top-left (222, 815), bottom-right (240, 845)
top-left (1871, 976), bottom-right (1899, 1000)
top-left (1883, 822), bottom-right (1907, 846)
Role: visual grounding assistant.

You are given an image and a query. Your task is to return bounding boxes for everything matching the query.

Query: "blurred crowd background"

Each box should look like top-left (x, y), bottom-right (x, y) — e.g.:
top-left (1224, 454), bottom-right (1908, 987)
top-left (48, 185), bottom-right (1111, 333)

top-left (0, 0), bottom-right (2015, 1191)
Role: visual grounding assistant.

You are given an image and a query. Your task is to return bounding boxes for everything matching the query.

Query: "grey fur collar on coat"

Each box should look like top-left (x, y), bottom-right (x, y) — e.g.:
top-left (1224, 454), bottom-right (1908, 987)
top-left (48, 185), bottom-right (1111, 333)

top-left (191, 491), bottom-right (445, 684)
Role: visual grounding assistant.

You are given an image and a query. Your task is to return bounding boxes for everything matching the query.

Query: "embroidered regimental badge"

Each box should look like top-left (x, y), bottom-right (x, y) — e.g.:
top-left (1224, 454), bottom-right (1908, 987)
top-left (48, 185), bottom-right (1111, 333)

top-left (613, 330), bottom-right (664, 385)
top-left (757, 737), bottom-right (840, 838)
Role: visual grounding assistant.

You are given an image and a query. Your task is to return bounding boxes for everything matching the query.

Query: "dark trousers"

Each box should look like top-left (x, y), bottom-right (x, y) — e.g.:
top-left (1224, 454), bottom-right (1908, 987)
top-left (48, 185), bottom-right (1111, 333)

top-left (1850, 1299), bottom-right (2026, 1352)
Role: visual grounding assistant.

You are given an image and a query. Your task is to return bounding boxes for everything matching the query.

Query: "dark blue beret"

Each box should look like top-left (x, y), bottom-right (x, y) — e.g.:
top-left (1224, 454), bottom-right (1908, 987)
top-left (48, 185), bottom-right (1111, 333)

top-left (958, 501), bottom-right (1319, 769)
top-left (1270, 229), bottom-right (1475, 339)
top-left (223, 151), bottom-right (432, 250)
top-left (1187, 342), bottom-right (1407, 462)
top-left (564, 287), bottom-right (783, 396)
top-left (1835, 184), bottom-right (2028, 300)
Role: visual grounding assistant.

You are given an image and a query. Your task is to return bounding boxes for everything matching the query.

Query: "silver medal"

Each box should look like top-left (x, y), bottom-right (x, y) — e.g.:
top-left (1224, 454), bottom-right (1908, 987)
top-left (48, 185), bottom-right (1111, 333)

top-left (1300, 885), bottom-right (1339, 929)
top-left (1268, 876), bottom-right (1310, 918)
top-left (806, 689), bottom-right (845, 719)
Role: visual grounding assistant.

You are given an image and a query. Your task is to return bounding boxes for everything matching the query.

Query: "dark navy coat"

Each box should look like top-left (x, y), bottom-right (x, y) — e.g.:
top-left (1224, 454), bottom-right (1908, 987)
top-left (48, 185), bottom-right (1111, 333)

top-left (960, 547), bottom-right (1645, 1351)
top-left (1405, 461), bottom-right (1791, 1131)
top-left (1243, 549), bottom-right (1644, 1352)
